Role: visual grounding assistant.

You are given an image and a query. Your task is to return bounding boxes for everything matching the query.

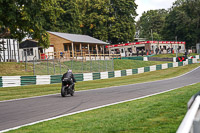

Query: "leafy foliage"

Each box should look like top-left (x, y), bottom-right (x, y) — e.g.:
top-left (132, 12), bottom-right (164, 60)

top-left (0, 0), bottom-right (64, 48)
top-left (44, 0), bottom-right (137, 44)
top-left (0, 0), bottom-right (137, 47)
top-left (162, 0), bottom-right (200, 48)
top-left (136, 9), bottom-right (168, 40)
top-left (136, 0), bottom-right (200, 48)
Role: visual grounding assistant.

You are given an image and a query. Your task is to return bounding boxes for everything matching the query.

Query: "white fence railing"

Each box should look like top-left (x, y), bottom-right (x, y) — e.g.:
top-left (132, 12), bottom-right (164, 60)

top-left (177, 92), bottom-right (200, 133)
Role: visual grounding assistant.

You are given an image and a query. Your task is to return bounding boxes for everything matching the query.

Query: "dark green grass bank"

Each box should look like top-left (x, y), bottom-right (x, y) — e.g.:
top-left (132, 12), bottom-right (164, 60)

top-left (7, 83), bottom-right (200, 133)
top-left (0, 64), bottom-right (199, 101)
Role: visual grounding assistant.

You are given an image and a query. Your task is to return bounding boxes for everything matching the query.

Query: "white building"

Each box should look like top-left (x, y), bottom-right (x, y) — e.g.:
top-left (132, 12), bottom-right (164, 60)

top-left (106, 41), bottom-right (186, 57)
top-left (19, 39), bottom-right (54, 61)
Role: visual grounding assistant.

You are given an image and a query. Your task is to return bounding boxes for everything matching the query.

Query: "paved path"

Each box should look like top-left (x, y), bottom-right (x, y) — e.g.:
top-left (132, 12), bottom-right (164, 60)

top-left (0, 67), bottom-right (200, 132)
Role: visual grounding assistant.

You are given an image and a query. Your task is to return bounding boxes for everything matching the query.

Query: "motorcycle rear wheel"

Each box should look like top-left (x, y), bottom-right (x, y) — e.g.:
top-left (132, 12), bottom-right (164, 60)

top-left (70, 89), bottom-right (74, 96)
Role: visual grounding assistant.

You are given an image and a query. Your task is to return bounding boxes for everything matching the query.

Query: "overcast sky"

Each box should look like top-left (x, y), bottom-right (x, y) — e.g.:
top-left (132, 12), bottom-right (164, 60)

top-left (135, 0), bottom-right (176, 20)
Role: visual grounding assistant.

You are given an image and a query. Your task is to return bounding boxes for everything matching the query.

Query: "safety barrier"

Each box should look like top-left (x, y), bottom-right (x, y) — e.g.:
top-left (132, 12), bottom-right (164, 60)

top-left (177, 92), bottom-right (200, 133)
top-left (0, 58), bottom-right (198, 88)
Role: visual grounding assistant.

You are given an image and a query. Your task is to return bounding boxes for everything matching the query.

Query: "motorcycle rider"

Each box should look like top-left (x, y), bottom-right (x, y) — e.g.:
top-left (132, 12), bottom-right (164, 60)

top-left (61, 69), bottom-right (76, 91)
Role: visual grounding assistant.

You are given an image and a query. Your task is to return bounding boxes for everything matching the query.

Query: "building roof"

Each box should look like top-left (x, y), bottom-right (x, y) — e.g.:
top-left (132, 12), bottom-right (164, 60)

top-left (19, 39), bottom-right (54, 48)
top-left (48, 31), bottom-right (109, 45)
top-left (19, 40), bottom-right (38, 48)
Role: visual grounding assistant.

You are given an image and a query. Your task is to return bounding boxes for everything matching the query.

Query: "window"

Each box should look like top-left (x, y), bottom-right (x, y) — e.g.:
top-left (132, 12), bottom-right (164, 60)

top-left (64, 45), bottom-right (68, 51)
top-left (24, 48), bottom-right (33, 56)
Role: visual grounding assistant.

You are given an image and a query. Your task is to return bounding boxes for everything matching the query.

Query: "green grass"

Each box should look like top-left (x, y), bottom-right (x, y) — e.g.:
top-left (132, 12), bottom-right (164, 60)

top-left (153, 53), bottom-right (199, 58)
top-left (0, 62), bottom-right (33, 76)
top-left (0, 60), bottom-right (169, 76)
top-left (0, 63), bottom-right (199, 101)
top-left (114, 60), bottom-right (168, 70)
top-left (7, 82), bottom-right (200, 133)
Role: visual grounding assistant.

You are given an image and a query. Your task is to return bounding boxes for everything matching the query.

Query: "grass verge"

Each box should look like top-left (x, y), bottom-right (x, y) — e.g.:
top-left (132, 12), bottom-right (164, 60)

top-left (0, 63), bottom-right (199, 101)
top-left (113, 60), bottom-right (169, 70)
top-left (0, 60), bottom-right (169, 76)
top-left (7, 82), bottom-right (200, 133)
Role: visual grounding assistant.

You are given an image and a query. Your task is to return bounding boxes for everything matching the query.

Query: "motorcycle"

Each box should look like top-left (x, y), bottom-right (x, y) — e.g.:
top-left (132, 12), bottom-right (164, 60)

top-left (61, 78), bottom-right (74, 97)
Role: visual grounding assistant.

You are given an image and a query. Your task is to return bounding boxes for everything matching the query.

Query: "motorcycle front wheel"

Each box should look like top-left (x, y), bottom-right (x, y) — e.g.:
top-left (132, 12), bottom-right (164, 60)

top-left (61, 86), bottom-right (67, 97)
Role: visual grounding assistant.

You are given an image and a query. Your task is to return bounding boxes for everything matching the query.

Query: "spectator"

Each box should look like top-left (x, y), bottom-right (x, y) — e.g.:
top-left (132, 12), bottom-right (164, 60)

top-left (129, 49), bottom-right (132, 56)
top-left (155, 48), bottom-right (158, 55)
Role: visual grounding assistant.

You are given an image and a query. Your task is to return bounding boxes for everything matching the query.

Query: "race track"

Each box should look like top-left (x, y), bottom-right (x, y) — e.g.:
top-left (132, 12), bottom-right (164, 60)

top-left (0, 67), bottom-right (200, 132)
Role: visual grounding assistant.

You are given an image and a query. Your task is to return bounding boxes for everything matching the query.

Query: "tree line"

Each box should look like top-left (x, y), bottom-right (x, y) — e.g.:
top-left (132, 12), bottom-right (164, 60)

top-left (0, 0), bottom-right (199, 48)
top-left (0, 0), bottom-right (137, 47)
top-left (136, 0), bottom-right (200, 48)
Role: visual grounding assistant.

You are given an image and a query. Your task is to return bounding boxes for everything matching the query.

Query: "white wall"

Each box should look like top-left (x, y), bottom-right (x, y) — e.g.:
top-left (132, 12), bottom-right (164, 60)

top-left (19, 47), bottom-right (39, 61)
top-left (44, 47), bottom-right (54, 59)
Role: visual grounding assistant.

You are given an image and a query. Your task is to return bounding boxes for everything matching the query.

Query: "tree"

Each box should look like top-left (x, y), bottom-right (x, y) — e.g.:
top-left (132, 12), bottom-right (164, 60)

top-left (55, 0), bottom-right (138, 44)
top-left (44, 0), bottom-right (81, 34)
top-left (78, 0), bottom-right (110, 41)
top-left (162, 0), bottom-right (200, 48)
top-left (108, 0), bottom-right (137, 44)
top-left (136, 9), bottom-right (168, 40)
top-left (0, 0), bottom-right (64, 48)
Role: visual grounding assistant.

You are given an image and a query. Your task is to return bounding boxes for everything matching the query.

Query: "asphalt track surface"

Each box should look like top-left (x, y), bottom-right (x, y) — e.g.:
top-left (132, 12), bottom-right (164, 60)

top-left (0, 67), bottom-right (200, 132)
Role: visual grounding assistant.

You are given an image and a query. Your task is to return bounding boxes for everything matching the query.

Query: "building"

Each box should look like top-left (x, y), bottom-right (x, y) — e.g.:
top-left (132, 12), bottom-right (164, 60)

top-left (48, 31), bottom-right (109, 58)
top-left (106, 41), bottom-right (186, 57)
top-left (19, 40), bottom-right (54, 61)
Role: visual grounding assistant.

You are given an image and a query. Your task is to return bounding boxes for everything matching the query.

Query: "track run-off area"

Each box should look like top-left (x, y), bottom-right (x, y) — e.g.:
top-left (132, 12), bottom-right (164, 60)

top-left (0, 66), bottom-right (200, 132)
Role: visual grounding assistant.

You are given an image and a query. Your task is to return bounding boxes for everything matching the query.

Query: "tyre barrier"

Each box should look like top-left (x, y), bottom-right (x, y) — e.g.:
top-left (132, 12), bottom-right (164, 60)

top-left (0, 58), bottom-right (198, 88)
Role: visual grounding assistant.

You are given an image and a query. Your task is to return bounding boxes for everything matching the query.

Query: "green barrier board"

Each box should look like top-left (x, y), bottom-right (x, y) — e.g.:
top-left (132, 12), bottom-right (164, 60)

top-left (74, 74), bottom-right (84, 82)
top-left (108, 71), bottom-right (115, 78)
top-left (93, 73), bottom-right (100, 80)
top-left (132, 69), bottom-right (138, 74)
top-left (188, 59), bottom-right (192, 64)
top-left (21, 76), bottom-right (36, 86)
top-left (144, 67), bottom-right (150, 72)
top-left (156, 65), bottom-right (162, 70)
top-left (178, 62), bottom-right (183, 66)
top-left (168, 63), bottom-right (173, 68)
top-left (121, 70), bottom-right (127, 76)
top-left (0, 77), bottom-right (2, 87)
top-left (50, 75), bottom-right (62, 84)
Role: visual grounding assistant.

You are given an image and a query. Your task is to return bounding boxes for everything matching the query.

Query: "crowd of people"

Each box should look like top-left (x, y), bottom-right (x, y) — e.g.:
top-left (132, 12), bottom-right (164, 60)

top-left (111, 47), bottom-right (180, 57)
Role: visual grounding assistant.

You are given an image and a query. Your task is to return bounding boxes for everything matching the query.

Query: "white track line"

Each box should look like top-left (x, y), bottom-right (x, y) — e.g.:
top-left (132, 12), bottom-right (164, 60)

top-left (0, 66), bottom-right (199, 103)
top-left (0, 82), bottom-right (197, 133)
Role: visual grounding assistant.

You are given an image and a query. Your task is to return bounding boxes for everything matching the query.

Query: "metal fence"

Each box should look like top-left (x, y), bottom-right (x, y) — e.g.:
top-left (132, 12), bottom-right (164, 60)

top-left (26, 57), bottom-right (114, 75)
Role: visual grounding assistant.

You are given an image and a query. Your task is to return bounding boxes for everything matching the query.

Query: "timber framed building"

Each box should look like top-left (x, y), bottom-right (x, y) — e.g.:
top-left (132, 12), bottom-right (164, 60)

top-left (48, 31), bottom-right (109, 58)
